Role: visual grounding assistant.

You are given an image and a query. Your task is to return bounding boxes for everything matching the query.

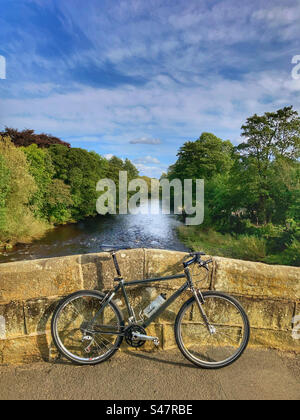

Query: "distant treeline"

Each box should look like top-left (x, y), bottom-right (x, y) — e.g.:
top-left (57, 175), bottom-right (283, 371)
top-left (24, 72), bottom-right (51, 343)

top-left (168, 106), bottom-right (300, 266)
top-left (0, 129), bottom-right (139, 247)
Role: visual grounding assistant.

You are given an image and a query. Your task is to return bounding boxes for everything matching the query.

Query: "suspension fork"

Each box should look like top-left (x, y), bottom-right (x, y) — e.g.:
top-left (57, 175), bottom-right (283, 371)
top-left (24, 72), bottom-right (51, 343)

top-left (184, 267), bottom-right (215, 335)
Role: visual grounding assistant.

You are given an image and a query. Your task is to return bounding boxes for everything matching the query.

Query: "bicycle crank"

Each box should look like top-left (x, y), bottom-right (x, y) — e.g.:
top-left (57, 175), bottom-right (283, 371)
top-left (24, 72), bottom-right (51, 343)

top-left (132, 332), bottom-right (160, 346)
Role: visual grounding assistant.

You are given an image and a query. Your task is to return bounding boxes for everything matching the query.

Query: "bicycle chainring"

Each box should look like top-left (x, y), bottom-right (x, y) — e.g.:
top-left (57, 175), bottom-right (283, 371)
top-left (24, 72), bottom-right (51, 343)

top-left (125, 325), bottom-right (146, 348)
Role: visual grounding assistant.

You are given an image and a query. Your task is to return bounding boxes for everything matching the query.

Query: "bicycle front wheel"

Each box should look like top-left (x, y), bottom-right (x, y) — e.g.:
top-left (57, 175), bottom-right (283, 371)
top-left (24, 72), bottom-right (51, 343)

top-left (51, 290), bottom-right (124, 365)
top-left (175, 291), bottom-right (250, 369)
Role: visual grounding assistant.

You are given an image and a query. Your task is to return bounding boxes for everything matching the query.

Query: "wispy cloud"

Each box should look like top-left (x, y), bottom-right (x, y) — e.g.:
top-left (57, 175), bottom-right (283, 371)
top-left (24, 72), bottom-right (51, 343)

top-left (130, 137), bottom-right (162, 145)
top-left (134, 156), bottom-right (160, 164)
top-left (0, 0), bottom-right (299, 178)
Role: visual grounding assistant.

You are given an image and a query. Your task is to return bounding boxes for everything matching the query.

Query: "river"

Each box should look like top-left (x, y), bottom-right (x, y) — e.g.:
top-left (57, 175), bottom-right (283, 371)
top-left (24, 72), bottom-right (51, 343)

top-left (0, 201), bottom-right (188, 263)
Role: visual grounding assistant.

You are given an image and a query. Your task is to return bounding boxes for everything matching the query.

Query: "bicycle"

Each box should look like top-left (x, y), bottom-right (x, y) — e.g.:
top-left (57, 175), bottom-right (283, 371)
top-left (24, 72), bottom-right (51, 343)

top-left (51, 246), bottom-right (250, 369)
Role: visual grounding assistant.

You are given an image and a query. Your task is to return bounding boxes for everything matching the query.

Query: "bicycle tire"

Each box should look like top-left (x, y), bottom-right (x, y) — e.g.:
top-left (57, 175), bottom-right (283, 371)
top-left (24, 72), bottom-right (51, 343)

top-left (175, 291), bottom-right (250, 369)
top-left (51, 290), bottom-right (124, 365)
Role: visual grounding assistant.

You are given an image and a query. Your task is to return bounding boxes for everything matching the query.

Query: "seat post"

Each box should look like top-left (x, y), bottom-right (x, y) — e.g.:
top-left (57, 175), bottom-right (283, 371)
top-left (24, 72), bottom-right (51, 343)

top-left (112, 252), bottom-right (122, 277)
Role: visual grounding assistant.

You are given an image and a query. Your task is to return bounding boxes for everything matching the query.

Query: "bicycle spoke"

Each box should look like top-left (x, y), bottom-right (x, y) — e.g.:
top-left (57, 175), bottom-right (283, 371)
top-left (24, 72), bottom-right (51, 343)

top-left (177, 293), bottom-right (249, 367)
top-left (54, 293), bottom-right (122, 363)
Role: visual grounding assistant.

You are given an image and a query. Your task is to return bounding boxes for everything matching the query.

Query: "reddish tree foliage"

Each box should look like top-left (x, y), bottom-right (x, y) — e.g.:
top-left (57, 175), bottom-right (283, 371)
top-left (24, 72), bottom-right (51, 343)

top-left (0, 128), bottom-right (71, 148)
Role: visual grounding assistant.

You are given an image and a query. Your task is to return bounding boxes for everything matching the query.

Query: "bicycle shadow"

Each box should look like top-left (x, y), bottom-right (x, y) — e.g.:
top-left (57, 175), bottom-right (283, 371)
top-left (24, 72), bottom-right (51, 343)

top-left (123, 349), bottom-right (197, 369)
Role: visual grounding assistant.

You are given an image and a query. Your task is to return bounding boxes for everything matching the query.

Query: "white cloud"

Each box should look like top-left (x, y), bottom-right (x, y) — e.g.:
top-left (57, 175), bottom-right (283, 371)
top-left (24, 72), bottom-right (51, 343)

top-left (1, 0), bottom-right (300, 168)
top-left (103, 153), bottom-right (114, 160)
top-left (134, 163), bottom-right (166, 178)
top-left (2, 69), bottom-right (299, 145)
top-left (134, 155), bottom-right (160, 164)
top-left (130, 137), bottom-right (162, 145)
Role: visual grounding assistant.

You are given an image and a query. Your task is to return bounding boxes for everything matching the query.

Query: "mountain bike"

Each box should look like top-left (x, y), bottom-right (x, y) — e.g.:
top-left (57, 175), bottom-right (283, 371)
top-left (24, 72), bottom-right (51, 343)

top-left (51, 246), bottom-right (250, 369)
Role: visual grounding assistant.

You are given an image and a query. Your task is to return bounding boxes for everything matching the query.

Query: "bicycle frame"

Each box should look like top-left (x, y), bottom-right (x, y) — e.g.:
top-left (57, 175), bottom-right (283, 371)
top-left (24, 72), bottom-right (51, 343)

top-left (89, 272), bottom-right (191, 335)
top-left (85, 250), bottom-right (212, 337)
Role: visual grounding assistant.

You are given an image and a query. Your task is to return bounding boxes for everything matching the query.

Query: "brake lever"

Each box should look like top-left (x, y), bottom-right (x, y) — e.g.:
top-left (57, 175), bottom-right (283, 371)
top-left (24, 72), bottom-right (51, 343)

top-left (199, 262), bottom-right (209, 271)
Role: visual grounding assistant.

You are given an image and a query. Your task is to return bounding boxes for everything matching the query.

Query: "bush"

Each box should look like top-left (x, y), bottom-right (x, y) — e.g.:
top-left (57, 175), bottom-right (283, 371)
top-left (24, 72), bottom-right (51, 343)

top-left (178, 227), bottom-right (267, 262)
top-left (265, 240), bottom-right (300, 266)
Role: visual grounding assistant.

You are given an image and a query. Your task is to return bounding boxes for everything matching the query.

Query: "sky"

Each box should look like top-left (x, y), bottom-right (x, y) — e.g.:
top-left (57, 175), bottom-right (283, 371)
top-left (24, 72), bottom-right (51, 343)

top-left (0, 0), bottom-right (300, 177)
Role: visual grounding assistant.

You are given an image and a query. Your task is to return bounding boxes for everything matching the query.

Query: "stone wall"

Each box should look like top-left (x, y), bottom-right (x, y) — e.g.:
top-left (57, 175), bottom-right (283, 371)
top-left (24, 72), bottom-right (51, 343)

top-left (0, 249), bottom-right (299, 364)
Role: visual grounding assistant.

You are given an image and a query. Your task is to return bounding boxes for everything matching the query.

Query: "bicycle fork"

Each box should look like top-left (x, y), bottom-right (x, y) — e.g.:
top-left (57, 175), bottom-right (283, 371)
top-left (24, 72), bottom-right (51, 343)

top-left (185, 268), bottom-right (216, 335)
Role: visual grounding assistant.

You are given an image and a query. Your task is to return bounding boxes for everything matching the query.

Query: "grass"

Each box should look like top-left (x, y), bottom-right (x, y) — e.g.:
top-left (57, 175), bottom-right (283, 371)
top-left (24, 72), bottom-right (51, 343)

top-left (178, 226), bottom-right (268, 262)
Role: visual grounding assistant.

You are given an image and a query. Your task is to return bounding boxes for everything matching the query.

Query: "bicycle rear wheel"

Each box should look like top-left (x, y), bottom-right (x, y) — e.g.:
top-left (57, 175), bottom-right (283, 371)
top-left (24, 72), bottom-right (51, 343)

top-left (175, 291), bottom-right (250, 369)
top-left (51, 290), bottom-right (124, 365)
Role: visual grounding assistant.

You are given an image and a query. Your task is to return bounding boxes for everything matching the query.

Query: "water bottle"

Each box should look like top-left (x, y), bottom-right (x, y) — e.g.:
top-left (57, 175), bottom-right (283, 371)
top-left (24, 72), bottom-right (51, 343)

top-left (143, 293), bottom-right (167, 318)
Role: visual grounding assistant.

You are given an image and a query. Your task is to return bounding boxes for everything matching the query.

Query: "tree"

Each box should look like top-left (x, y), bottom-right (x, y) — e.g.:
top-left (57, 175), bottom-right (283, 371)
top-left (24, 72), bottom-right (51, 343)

top-left (0, 136), bottom-right (47, 244)
top-left (123, 158), bottom-right (139, 180)
top-left (168, 132), bottom-right (234, 181)
top-left (0, 128), bottom-right (71, 148)
top-left (22, 144), bottom-right (55, 219)
top-left (237, 106), bottom-right (300, 224)
top-left (0, 154), bottom-right (10, 230)
top-left (48, 145), bottom-right (111, 220)
top-left (239, 106), bottom-right (300, 162)
top-left (44, 179), bottom-right (73, 224)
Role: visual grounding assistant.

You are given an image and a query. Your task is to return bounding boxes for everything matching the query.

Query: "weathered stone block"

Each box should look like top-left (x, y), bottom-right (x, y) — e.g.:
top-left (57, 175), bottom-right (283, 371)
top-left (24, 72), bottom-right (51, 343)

top-left (0, 301), bottom-right (25, 339)
top-left (0, 340), bottom-right (4, 363)
top-left (162, 324), bottom-right (177, 350)
top-left (235, 296), bottom-right (295, 331)
top-left (0, 256), bottom-right (83, 303)
top-left (249, 328), bottom-right (300, 353)
top-left (81, 249), bottom-right (144, 291)
top-left (145, 249), bottom-right (211, 289)
top-left (1, 334), bottom-right (52, 364)
top-left (24, 297), bottom-right (59, 335)
top-left (293, 303), bottom-right (300, 340)
top-left (213, 257), bottom-right (300, 300)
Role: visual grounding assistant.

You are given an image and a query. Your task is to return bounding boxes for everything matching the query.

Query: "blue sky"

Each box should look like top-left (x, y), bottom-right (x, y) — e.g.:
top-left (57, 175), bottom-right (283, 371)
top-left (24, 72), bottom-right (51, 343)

top-left (0, 0), bottom-right (300, 177)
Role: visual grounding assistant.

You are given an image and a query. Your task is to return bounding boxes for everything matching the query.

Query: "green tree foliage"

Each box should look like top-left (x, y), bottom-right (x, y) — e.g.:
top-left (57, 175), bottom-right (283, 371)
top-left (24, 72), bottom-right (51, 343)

top-left (168, 107), bottom-right (300, 266)
top-left (0, 153), bottom-right (10, 230)
top-left (168, 132), bottom-right (234, 181)
top-left (0, 130), bottom-right (139, 247)
top-left (123, 158), bottom-right (139, 180)
top-left (48, 145), bottom-right (110, 220)
top-left (0, 128), bottom-right (71, 148)
top-left (44, 179), bottom-right (73, 224)
top-left (0, 136), bottom-right (48, 245)
top-left (22, 144), bottom-right (55, 219)
top-left (236, 106), bottom-right (300, 225)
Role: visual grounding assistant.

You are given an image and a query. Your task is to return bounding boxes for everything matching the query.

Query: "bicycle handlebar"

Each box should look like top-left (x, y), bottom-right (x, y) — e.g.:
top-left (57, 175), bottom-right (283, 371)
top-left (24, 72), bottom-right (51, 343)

top-left (183, 253), bottom-right (213, 268)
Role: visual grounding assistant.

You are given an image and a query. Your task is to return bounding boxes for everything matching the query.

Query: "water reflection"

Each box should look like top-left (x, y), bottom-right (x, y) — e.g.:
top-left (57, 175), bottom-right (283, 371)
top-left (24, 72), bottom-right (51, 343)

top-left (0, 200), bottom-right (188, 263)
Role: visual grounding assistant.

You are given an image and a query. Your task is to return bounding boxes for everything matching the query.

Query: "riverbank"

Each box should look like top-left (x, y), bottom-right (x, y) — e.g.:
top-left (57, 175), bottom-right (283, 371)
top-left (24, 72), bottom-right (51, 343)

top-left (178, 226), bottom-right (300, 267)
top-left (0, 206), bottom-right (188, 263)
top-left (0, 222), bottom-right (52, 251)
top-left (0, 217), bottom-right (82, 251)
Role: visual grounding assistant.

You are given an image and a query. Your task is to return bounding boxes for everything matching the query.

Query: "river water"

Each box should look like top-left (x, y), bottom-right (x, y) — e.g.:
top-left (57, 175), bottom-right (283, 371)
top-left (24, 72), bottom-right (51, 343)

top-left (0, 201), bottom-right (188, 263)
